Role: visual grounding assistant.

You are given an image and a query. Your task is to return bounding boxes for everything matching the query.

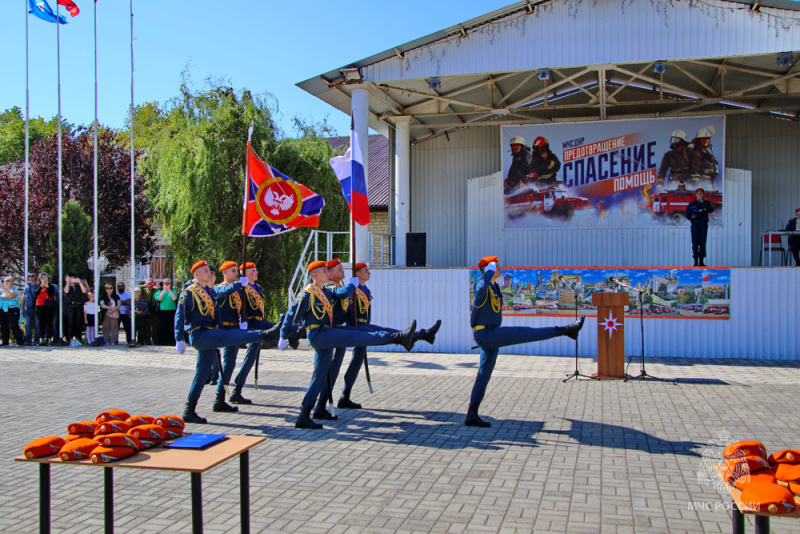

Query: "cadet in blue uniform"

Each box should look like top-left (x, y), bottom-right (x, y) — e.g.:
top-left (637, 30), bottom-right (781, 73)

top-left (328, 262), bottom-right (442, 412)
top-left (279, 260), bottom-right (417, 429)
top-left (230, 261), bottom-right (303, 405)
top-left (685, 188), bottom-right (714, 267)
top-left (212, 261), bottom-right (251, 413)
top-left (175, 260), bottom-right (281, 424)
top-left (467, 256), bottom-right (585, 427)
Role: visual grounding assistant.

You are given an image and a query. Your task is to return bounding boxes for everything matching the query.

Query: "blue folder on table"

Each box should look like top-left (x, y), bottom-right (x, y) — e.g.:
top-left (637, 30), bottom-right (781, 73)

top-left (162, 433), bottom-right (228, 450)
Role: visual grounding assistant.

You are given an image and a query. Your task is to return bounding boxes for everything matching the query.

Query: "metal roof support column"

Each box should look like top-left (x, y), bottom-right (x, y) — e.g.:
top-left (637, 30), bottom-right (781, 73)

top-left (394, 116), bottom-right (411, 267)
top-left (352, 86), bottom-right (370, 263)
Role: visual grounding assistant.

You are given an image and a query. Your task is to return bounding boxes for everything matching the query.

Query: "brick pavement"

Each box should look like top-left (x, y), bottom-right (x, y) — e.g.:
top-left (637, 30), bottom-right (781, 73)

top-left (2, 344), bottom-right (800, 533)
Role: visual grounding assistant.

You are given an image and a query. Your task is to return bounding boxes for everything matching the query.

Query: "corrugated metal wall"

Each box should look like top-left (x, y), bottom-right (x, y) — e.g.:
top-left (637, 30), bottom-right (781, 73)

top-left (466, 167), bottom-right (751, 267)
top-left (364, 0), bottom-right (800, 81)
top-left (368, 267), bottom-right (800, 360)
top-left (411, 116), bottom-right (800, 267)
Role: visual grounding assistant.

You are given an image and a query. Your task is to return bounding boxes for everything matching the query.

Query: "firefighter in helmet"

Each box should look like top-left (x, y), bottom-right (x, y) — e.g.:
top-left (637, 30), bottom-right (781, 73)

top-left (656, 129), bottom-right (692, 191)
top-left (689, 125), bottom-right (719, 191)
top-left (504, 136), bottom-right (532, 195)
top-left (529, 136), bottom-right (562, 190)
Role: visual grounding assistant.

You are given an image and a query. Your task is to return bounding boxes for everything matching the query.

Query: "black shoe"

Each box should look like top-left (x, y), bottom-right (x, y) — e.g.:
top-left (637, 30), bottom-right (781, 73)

top-left (296, 408), bottom-right (322, 429)
top-left (313, 407), bottom-right (338, 420)
top-left (209, 378), bottom-right (218, 386)
top-left (465, 404), bottom-right (490, 428)
top-left (229, 386), bottom-right (252, 405)
top-left (213, 392), bottom-right (239, 413)
top-left (412, 319), bottom-right (442, 346)
top-left (693, 257), bottom-right (699, 267)
top-left (389, 320), bottom-right (416, 351)
top-left (337, 390), bottom-right (362, 409)
top-left (183, 401), bottom-right (207, 424)
top-left (698, 259), bottom-right (706, 267)
top-left (259, 322), bottom-right (281, 342)
top-left (555, 316), bottom-right (585, 340)
top-left (287, 328), bottom-right (301, 350)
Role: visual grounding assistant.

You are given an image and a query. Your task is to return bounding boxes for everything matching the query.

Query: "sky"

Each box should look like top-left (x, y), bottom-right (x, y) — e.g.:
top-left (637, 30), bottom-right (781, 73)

top-left (2, 0), bottom-right (513, 138)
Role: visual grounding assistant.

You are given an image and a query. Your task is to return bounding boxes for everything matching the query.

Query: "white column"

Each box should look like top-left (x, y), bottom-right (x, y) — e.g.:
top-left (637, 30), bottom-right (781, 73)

top-left (394, 116), bottom-right (411, 267)
top-left (351, 87), bottom-right (370, 264)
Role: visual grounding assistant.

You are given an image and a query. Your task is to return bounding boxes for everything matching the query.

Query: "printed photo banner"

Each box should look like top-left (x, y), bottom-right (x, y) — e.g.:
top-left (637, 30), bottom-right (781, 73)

top-left (469, 267), bottom-right (731, 320)
top-left (501, 116), bottom-right (725, 229)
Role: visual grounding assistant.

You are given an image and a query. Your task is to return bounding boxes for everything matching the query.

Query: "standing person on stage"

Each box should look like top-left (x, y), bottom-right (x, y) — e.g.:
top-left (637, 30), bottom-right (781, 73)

top-left (22, 273), bottom-right (39, 346)
top-left (279, 261), bottom-right (417, 430)
top-left (155, 279), bottom-right (179, 345)
top-left (332, 262), bottom-right (442, 412)
top-left (785, 207), bottom-right (800, 267)
top-left (467, 256), bottom-right (585, 428)
top-left (686, 188), bottom-right (715, 267)
top-left (174, 260), bottom-right (282, 424)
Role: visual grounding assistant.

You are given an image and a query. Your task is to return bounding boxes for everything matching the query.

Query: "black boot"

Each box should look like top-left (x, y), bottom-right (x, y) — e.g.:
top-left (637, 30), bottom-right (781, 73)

top-left (259, 322), bottom-right (282, 342)
top-left (213, 391), bottom-right (238, 412)
top-left (183, 401), bottom-right (207, 424)
top-left (389, 320), bottom-right (416, 351)
top-left (464, 404), bottom-right (490, 428)
top-left (229, 385), bottom-right (252, 405)
top-left (313, 398), bottom-right (338, 420)
top-left (555, 316), bottom-right (585, 340)
top-left (412, 319), bottom-right (442, 345)
top-left (337, 389), bottom-right (362, 409)
top-left (693, 256), bottom-right (699, 267)
top-left (295, 407), bottom-right (323, 429)
top-left (287, 327), bottom-right (302, 350)
top-left (698, 258), bottom-right (706, 267)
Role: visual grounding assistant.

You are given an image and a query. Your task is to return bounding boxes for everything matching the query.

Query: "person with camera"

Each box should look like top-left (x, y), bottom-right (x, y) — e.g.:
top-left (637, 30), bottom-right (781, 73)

top-left (63, 274), bottom-right (88, 346)
top-left (686, 187), bottom-right (715, 267)
top-left (156, 278), bottom-right (179, 345)
top-left (34, 274), bottom-right (57, 346)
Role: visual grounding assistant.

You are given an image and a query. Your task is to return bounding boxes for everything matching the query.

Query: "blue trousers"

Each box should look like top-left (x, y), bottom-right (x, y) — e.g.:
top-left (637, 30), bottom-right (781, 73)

top-left (24, 308), bottom-right (37, 344)
top-left (317, 346), bottom-right (346, 405)
top-left (469, 326), bottom-right (559, 406)
top-left (216, 327), bottom-right (242, 395)
top-left (186, 328), bottom-right (262, 403)
top-left (303, 325), bottom-right (397, 410)
top-left (232, 319), bottom-right (298, 388)
top-left (334, 323), bottom-right (396, 396)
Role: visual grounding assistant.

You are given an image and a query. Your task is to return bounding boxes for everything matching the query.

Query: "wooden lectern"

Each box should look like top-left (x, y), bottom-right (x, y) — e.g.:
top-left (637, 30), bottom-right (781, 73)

top-left (593, 292), bottom-right (628, 379)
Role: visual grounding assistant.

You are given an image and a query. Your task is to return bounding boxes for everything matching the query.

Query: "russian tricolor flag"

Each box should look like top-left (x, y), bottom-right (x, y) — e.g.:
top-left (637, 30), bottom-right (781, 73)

top-left (329, 128), bottom-right (370, 226)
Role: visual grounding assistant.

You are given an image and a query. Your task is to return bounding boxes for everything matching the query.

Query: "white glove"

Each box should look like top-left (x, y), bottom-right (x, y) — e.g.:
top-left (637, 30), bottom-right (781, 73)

top-left (349, 277), bottom-right (359, 287)
top-left (239, 277), bottom-right (249, 286)
top-left (176, 341), bottom-right (185, 354)
top-left (486, 262), bottom-right (497, 273)
top-left (277, 338), bottom-right (289, 351)
top-left (239, 322), bottom-right (248, 330)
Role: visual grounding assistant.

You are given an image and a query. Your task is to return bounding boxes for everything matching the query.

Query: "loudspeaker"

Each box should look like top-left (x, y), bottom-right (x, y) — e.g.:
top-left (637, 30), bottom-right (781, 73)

top-left (406, 233), bottom-right (426, 267)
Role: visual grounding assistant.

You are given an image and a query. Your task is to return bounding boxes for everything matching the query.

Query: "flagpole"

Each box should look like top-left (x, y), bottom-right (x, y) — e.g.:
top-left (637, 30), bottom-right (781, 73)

top-left (24, 0), bottom-right (30, 282)
top-left (242, 121), bottom-right (253, 388)
top-left (92, 0), bottom-right (100, 337)
top-left (129, 0), bottom-right (136, 347)
top-left (56, 1), bottom-right (64, 342)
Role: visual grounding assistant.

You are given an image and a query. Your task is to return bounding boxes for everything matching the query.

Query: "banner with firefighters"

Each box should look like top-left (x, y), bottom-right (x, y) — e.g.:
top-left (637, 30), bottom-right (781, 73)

top-left (501, 116), bottom-right (725, 229)
top-left (470, 266), bottom-right (731, 320)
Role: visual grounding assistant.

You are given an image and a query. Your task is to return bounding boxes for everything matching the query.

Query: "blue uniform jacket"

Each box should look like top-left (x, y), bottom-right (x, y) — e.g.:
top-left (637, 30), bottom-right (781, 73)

top-left (215, 281), bottom-right (244, 328)
top-left (280, 283), bottom-right (355, 339)
top-left (686, 199), bottom-right (714, 226)
top-left (325, 281), bottom-right (353, 326)
top-left (175, 283), bottom-right (218, 342)
top-left (470, 271), bottom-right (503, 328)
top-left (242, 283), bottom-right (266, 321)
top-left (347, 284), bottom-right (372, 326)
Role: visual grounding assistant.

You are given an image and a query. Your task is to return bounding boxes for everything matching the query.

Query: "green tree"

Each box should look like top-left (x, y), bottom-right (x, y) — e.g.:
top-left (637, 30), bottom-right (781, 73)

top-left (41, 200), bottom-right (92, 281)
top-left (140, 80), bottom-right (349, 317)
top-left (0, 107), bottom-right (64, 166)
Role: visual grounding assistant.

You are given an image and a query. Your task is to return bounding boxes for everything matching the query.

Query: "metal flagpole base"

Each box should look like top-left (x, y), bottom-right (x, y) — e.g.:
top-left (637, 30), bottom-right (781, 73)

top-left (624, 369), bottom-right (669, 382)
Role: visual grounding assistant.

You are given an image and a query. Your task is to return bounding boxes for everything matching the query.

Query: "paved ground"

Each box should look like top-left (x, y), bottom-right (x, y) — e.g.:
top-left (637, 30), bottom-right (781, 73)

top-left (2, 343), bottom-right (800, 533)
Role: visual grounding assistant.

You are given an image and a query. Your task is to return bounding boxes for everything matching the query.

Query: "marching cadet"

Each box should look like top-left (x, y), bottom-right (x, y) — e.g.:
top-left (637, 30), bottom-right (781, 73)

top-left (230, 262), bottom-right (303, 405)
top-left (174, 260), bottom-right (282, 424)
top-left (335, 262), bottom-right (442, 411)
top-left (279, 261), bottom-right (417, 429)
top-left (467, 256), bottom-right (585, 428)
top-left (212, 261), bottom-right (251, 413)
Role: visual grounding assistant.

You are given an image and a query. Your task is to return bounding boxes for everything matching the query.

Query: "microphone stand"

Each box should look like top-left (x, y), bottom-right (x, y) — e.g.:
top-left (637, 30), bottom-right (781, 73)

top-left (560, 276), bottom-right (594, 382)
top-left (613, 279), bottom-right (664, 382)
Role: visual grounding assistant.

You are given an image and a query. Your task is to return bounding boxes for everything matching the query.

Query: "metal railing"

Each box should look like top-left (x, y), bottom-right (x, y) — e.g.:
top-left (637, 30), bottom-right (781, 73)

top-left (368, 232), bottom-right (395, 267)
top-left (287, 230), bottom-right (349, 305)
